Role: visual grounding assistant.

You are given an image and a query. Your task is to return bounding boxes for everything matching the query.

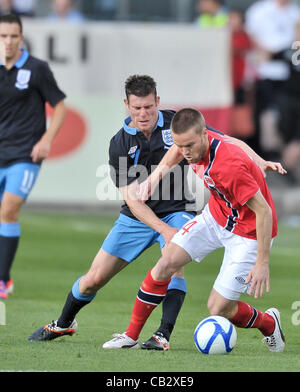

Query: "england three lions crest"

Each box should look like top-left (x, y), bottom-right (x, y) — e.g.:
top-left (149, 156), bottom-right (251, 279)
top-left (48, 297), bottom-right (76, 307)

top-left (161, 129), bottom-right (174, 147)
top-left (15, 69), bottom-right (31, 90)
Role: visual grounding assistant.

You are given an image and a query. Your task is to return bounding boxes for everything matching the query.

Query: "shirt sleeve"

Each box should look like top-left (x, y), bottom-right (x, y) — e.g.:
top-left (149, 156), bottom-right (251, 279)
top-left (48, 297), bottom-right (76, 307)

top-left (109, 137), bottom-right (138, 188)
top-left (223, 160), bottom-right (260, 207)
top-left (36, 61), bottom-right (66, 106)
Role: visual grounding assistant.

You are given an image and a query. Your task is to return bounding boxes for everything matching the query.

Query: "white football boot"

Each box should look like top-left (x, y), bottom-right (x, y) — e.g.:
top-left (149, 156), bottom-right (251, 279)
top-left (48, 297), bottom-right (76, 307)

top-left (102, 332), bottom-right (139, 349)
top-left (262, 308), bottom-right (285, 352)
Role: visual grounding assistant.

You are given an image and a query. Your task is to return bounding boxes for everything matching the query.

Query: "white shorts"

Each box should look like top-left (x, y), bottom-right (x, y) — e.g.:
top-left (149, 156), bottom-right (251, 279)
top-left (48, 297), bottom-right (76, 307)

top-left (171, 204), bottom-right (273, 300)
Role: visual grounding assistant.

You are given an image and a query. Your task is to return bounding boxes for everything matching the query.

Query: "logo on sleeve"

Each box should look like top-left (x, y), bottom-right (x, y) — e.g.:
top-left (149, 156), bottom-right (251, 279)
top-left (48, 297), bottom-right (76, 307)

top-left (15, 69), bottom-right (31, 90)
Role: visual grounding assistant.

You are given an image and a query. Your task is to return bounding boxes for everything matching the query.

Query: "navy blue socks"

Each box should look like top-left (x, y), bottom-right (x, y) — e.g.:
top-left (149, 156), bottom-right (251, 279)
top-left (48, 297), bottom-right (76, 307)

top-left (155, 276), bottom-right (187, 340)
top-left (57, 277), bottom-right (97, 328)
top-left (0, 222), bottom-right (21, 282)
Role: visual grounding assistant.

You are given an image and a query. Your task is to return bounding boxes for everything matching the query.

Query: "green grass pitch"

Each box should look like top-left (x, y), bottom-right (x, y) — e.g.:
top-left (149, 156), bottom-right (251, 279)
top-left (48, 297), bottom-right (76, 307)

top-left (0, 210), bottom-right (300, 372)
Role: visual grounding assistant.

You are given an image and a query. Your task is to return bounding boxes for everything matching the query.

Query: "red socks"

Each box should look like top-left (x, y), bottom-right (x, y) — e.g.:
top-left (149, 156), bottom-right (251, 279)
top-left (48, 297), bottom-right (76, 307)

top-left (126, 269), bottom-right (170, 341)
top-left (126, 275), bottom-right (275, 340)
top-left (230, 301), bottom-right (275, 336)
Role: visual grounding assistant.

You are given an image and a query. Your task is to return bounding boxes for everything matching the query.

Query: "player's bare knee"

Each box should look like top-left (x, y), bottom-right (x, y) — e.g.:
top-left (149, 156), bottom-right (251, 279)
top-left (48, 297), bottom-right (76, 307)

top-left (1, 205), bottom-right (19, 222)
top-left (0, 193), bottom-right (24, 222)
top-left (80, 270), bottom-right (106, 293)
top-left (90, 271), bottom-right (108, 290)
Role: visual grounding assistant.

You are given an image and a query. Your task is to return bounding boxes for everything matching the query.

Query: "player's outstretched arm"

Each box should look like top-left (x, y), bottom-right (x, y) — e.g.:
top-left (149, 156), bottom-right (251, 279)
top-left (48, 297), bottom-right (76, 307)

top-left (245, 190), bottom-right (273, 299)
top-left (119, 181), bottom-right (178, 245)
top-left (137, 144), bottom-right (183, 201)
top-left (226, 136), bottom-right (287, 177)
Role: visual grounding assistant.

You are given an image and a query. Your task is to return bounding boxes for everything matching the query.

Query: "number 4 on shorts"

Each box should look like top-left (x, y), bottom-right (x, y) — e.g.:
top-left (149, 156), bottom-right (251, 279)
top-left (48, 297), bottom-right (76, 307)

top-left (181, 220), bottom-right (197, 235)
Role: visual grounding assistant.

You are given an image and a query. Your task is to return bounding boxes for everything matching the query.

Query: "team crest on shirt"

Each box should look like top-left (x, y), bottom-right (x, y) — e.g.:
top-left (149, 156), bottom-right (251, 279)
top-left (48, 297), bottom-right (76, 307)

top-left (161, 129), bottom-right (174, 147)
top-left (203, 175), bottom-right (215, 188)
top-left (15, 69), bottom-right (31, 90)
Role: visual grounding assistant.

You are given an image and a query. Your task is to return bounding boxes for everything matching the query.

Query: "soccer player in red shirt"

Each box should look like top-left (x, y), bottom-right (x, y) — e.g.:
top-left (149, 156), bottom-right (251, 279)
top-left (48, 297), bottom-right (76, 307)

top-left (116, 108), bottom-right (286, 352)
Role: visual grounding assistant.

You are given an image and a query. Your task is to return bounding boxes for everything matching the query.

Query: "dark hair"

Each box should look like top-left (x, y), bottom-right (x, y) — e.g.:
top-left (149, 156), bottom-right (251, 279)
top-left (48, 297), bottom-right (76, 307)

top-left (125, 75), bottom-right (157, 100)
top-left (171, 108), bottom-right (206, 135)
top-left (0, 14), bottom-right (23, 33)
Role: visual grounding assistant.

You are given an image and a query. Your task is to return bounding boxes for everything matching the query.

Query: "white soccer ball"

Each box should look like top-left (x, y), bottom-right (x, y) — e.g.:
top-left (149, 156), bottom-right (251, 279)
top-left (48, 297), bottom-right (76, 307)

top-left (194, 315), bottom-right (237, 354)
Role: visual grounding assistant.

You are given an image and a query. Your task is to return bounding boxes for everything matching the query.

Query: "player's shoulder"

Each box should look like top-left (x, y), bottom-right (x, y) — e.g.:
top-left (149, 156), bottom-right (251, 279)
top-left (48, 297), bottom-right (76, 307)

top-left (109, 126), bottom-right (133, 156)
top-left (160, 109), bottom-right (176, 124)
top-left (24, 55), bottom-right (54, 79)
top-left (25, 54), bottom-right (50, 69)
top-left (110, 127), bottom-right (125, 145)
top-left (210, 132), bottom-right (249, 169)
top-left (217, 136), bottom-right (243, 159)
top-left (206, 125), bottom-right (224, 137)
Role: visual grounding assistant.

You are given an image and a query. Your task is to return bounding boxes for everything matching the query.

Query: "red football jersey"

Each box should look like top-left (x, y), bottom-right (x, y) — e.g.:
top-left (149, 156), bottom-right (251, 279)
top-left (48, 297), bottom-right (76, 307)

top-left (189, 130), bottom-right (277, 239)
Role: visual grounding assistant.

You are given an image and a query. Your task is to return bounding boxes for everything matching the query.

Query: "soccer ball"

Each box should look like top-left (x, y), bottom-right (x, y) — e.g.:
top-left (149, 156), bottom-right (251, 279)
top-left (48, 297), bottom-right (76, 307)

top-left (194, 315), bottom-right (237, 354)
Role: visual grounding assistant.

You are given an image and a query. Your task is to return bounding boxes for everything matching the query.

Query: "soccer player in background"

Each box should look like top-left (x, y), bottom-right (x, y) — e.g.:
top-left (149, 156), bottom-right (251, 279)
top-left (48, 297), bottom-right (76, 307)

top-left (29, 75), bottom-right (285, 350)
top-left (116, 108), bottom-right (286, 352)
top-left (0, 14), bottom-right (66, 299)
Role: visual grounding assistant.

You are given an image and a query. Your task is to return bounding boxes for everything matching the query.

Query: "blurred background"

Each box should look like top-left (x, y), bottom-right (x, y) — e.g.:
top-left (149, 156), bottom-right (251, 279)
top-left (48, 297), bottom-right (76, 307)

top-left (1, 0), bottom-right (300, 222)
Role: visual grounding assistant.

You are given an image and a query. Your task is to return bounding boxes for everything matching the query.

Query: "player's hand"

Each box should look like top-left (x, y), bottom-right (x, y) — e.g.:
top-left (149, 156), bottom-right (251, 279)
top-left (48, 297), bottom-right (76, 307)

top-left (259, 161), bottom-right (287, 178)
top-left (160, 226), bottom-right (179, 246)
top-left (30, 139), bottom-right (52, 163)
top-left (245, 263), bottom-right (270, 299)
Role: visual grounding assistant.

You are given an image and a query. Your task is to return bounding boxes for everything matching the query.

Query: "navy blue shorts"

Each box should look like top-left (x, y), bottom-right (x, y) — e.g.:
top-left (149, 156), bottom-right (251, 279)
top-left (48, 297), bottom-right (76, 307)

top-left (102, 211), bottom-right (195, 262)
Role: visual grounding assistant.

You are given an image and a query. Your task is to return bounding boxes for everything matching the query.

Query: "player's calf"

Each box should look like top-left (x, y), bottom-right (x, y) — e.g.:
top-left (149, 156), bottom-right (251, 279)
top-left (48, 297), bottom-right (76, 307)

top-left (124, 269), bottom-right (171, 343)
